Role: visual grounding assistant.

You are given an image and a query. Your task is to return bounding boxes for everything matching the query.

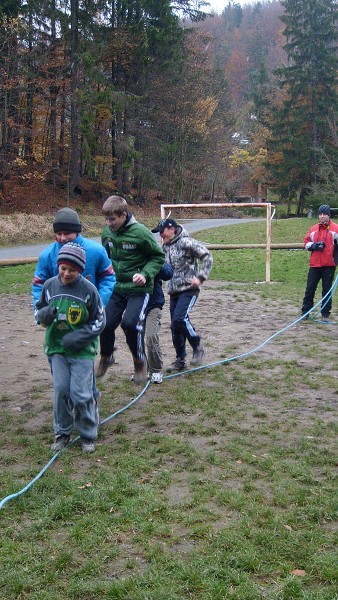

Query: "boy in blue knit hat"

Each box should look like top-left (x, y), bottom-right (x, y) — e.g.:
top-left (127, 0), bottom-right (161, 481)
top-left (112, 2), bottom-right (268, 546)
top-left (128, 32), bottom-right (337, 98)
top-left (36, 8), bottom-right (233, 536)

top-left (35, 242), bottom-right (106, 453)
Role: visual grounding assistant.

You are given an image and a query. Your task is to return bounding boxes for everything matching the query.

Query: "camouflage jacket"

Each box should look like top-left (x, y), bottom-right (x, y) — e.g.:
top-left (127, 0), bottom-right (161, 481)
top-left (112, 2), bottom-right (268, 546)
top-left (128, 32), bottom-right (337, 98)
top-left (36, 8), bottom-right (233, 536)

top-left (163, 226), bottom-right (213, 295)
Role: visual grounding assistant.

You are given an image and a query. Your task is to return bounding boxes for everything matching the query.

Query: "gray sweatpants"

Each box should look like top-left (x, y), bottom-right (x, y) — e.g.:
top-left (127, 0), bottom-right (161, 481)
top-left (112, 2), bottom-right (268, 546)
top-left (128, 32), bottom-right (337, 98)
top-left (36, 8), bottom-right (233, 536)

top-left (50, 354), bottom-right (98, 441)
top-left (146, 307), bottom-right (163, 374)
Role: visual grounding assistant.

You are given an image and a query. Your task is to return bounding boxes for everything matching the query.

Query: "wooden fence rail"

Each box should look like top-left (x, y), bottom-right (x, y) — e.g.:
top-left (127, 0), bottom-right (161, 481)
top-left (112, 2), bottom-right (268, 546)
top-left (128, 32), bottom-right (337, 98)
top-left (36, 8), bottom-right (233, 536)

top-left (0, 244), bottom-right (304, 268)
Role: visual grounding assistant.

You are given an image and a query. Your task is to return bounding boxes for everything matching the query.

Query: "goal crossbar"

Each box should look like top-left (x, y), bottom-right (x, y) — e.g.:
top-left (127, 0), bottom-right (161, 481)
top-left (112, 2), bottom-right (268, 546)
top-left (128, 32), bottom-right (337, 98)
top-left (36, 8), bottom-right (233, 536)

top-left (160, 202), bottom-right (275, 283)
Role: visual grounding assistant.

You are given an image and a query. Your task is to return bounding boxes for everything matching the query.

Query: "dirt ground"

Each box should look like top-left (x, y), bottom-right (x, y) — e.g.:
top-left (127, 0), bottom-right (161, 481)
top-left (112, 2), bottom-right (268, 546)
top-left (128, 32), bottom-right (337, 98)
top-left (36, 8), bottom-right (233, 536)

top-left (1, 281), bottom-right (337, 437)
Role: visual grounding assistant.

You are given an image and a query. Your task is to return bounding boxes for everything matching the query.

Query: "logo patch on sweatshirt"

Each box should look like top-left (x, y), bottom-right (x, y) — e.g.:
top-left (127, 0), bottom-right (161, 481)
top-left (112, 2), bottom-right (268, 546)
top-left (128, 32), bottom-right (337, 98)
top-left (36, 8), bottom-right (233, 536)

top-left (68, 306), bottom-right (82, 325)
top-left (122, 243), bottom-right (136, 250)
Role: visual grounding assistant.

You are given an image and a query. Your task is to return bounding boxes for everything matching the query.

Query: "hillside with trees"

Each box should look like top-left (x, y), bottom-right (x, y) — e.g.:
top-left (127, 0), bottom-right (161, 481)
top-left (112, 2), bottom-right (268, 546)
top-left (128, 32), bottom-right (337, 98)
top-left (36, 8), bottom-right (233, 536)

top-left (0, 0), bottom-right (336, 215)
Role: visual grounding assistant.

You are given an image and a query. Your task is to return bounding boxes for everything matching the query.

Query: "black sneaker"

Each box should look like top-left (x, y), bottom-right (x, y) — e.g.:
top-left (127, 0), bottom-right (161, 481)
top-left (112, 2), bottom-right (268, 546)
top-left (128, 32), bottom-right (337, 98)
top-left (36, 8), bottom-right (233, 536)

top-left (191, 345), bottom-right (205, 366)
top-left (50, 434), bottom-right (70, 452)
top-left (166, 358), bottom-right (187, 373)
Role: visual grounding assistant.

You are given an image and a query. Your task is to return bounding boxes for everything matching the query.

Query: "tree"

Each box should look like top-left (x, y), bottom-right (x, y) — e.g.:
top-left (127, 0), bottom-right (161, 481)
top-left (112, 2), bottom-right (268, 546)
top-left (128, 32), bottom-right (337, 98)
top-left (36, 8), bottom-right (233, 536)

top-left (266, 0), bottom-right (337, 213)
top-left (68, 0), bottom-right (80, 197)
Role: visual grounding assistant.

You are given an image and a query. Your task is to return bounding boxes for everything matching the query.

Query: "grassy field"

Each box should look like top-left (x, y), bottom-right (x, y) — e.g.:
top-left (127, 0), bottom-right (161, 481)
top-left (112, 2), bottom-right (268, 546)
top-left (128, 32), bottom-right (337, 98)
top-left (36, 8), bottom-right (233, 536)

top-left (1, 218), bottom-right (337, 599)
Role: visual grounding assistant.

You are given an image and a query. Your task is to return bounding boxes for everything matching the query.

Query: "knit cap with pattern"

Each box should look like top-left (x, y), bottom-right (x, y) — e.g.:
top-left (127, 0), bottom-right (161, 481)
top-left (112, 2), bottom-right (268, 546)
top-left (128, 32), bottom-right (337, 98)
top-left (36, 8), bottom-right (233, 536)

top-left (318, 205), bottom-right (331, 217)
top-left (53, 207), bottom-right (82, 233)
top-left (57, 242), bottom-right (86, 273)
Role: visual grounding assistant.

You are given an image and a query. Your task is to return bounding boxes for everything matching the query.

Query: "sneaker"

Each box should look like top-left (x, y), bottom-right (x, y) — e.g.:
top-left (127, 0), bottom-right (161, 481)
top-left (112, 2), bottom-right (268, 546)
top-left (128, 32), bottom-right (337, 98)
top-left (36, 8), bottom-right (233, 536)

top-left (81, 439), bottom-right (95, 453)
top-left (166, 358), bottom-right (187, 373)
top-left (133, 358), bottom-right (148, 384)
top-left (50, 434), bottom-right (70, 452)
top-left (151, 372), bottom-right (163, 384)
top-left (321, 315), bottom-right (330, 322)
top-left (95, 356), bottom-right (115, 378)
top-left (190, 344), bottom-right (205, 366)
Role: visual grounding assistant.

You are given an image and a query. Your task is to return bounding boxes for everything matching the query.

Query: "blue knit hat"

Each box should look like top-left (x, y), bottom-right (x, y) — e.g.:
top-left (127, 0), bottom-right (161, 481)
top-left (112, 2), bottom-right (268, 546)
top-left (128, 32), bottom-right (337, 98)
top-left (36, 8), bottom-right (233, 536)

top-left (57, 242), bottom-right (86, 273)
top-left (318, 204), bottom-right (331, 217)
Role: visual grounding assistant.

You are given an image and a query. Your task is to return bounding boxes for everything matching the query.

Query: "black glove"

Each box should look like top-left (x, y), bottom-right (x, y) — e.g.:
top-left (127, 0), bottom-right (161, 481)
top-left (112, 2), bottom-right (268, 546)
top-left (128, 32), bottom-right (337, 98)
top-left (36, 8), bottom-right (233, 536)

top-left (61, 331), bottom-right (85, 352)
top-left (36, 305), bottom-right (57, 326)
top-left (310, 242), bottom-right (325, 251)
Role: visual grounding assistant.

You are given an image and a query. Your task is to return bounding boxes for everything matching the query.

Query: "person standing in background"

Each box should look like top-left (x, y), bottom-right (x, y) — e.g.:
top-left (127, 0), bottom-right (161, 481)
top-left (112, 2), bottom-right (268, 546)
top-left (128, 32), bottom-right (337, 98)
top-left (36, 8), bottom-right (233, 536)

top-left (301, 204), bottom-right (338, 321)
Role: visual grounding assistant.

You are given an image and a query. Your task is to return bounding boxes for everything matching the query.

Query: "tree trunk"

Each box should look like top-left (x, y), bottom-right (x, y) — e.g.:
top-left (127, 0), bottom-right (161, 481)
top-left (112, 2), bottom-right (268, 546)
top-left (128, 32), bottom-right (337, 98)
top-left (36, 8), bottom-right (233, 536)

top-left (24, 6), bottom-right (34, 159)
top-left (69, 0), bottom-right (80, 197)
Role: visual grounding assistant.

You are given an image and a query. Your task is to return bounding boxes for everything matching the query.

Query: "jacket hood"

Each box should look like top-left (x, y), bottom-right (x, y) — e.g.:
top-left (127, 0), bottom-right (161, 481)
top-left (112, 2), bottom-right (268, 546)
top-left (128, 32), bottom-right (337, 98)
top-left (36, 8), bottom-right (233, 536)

top-left (122, 213), bottom-right (137, 229)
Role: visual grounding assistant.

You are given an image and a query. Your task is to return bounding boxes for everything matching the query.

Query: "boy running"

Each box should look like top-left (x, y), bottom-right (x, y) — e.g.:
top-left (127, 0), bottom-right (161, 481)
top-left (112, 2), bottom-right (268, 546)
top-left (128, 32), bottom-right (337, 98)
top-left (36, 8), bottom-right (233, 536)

top-left (35, 242), bottom-right (106, 452)
top-left (96, 195), bottom-right (164, 383)
top-left (152, 218), bottom-right (213, 372)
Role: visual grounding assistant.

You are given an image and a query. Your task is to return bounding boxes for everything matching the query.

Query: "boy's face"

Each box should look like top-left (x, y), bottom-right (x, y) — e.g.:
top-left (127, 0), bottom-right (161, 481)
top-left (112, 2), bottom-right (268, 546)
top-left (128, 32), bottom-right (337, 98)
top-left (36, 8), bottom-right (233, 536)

top-left (58, 263), bottom-right (80, 285)
top-left (105, 212), bottom-right (127, 232)
top-left (319, 213), bottom-right (330, 225)
top-left (55, 231), bottom-right (77, 244)
top-left (160, 226), bottom-right (176, 244)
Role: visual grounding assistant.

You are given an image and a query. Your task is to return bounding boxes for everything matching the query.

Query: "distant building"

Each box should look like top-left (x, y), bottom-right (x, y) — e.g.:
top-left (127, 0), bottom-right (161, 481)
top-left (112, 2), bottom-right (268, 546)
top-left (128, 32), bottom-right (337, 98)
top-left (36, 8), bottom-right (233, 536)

top-left (233, 181), bottom-right (267, 202)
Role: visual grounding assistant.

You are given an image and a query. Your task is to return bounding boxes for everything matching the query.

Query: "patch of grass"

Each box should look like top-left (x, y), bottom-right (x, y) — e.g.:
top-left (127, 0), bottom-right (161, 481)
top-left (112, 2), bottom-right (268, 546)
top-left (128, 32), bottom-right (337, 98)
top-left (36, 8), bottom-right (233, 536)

top-left (1, 218), bottom-right (337, 598)
top-left (0, 263), bottom-right (36, 294)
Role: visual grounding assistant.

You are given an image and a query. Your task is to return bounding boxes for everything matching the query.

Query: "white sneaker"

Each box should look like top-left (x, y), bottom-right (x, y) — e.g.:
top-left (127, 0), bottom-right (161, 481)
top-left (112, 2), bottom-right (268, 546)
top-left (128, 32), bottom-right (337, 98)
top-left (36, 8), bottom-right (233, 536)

top-left (151, 372), bottom-right (163, 384)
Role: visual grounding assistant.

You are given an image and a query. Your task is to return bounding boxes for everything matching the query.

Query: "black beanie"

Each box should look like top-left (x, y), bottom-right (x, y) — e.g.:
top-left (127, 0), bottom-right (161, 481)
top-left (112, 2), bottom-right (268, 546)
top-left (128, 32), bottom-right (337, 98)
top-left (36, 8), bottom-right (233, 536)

top-left (57, 242), bottom-right (86, 273)
top-left (53, 208), bottom-right (82, 233)
top-left (318, 204), bottom-right (331, 217)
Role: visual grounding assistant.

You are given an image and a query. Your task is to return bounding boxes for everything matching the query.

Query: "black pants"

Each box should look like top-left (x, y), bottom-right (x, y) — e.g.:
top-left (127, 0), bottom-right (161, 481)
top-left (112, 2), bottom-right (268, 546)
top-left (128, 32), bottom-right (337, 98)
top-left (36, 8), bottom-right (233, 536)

top-left (170, 290), bottom-right (200, 360)
top-left (100, 291), bottom-right (149, 360)
top-left (301, 266), bottom-right (336, 317)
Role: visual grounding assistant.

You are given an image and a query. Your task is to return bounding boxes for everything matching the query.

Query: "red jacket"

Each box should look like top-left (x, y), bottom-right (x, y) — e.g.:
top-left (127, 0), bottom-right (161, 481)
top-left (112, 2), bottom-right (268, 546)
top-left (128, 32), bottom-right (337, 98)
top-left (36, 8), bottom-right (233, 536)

top-left (304, 220), bottom-right (338, 267)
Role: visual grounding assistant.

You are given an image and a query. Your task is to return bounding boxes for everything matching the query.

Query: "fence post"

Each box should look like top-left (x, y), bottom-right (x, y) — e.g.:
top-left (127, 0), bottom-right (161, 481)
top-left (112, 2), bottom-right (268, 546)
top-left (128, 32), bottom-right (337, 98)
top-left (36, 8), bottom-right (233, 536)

top-left (266, 203), bottom-right (271, 282)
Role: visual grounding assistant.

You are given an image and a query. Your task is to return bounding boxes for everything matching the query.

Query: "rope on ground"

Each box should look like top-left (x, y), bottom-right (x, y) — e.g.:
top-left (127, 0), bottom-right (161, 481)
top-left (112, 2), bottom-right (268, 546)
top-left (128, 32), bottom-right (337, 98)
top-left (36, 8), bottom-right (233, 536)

top-left (0, 383), bottom-right (150, 510)
top-left (1, 276), bottom-right (337, 510)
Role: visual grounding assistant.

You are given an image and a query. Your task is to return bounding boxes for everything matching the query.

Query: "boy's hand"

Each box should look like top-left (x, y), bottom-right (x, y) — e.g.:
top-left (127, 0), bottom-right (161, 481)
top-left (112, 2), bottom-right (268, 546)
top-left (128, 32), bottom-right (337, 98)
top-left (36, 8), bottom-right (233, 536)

top-left (36, 305), bottom-right (57, 326)
top-left (191, 276), bottom-right (202, 287)
top-left (133, 273), bottom-right (146, 286)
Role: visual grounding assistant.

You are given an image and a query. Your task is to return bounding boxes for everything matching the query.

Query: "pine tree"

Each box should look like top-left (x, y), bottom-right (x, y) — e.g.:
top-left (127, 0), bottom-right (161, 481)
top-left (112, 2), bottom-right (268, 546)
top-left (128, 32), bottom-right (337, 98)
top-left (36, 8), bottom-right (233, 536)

top-left (267, 0), bottom-right (337, 212)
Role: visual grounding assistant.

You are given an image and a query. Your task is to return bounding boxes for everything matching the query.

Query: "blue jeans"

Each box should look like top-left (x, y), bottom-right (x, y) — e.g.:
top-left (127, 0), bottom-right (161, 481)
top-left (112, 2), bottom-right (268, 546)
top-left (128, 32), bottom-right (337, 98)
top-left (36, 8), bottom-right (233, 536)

top-left (50, 354), bottom-right (98, 440)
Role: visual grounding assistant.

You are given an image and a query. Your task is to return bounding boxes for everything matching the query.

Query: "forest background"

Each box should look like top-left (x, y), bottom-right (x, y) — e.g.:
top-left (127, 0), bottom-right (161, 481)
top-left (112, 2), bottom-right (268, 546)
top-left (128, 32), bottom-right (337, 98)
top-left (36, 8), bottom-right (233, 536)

top-left (0, 0), bottom-right (337, 220)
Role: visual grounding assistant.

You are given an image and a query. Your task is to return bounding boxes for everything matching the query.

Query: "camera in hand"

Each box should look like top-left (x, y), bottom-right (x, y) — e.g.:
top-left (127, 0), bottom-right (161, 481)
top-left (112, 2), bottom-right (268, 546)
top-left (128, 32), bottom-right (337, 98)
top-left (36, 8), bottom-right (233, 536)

top-left (312, 241), bottom-right (325, 251)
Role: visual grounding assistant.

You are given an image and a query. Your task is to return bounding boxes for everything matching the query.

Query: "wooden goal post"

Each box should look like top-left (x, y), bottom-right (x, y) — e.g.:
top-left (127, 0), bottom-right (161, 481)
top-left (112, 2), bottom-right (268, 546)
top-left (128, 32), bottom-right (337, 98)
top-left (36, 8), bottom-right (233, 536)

top-left (159, 202), bottom-right (275, 283)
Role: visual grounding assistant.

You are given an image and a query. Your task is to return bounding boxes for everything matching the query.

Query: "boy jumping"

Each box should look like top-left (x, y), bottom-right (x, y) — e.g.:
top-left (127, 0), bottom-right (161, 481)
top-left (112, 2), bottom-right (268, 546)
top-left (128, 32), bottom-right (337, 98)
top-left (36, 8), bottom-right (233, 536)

top-left (96, 195), bottom-right (164, 383)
